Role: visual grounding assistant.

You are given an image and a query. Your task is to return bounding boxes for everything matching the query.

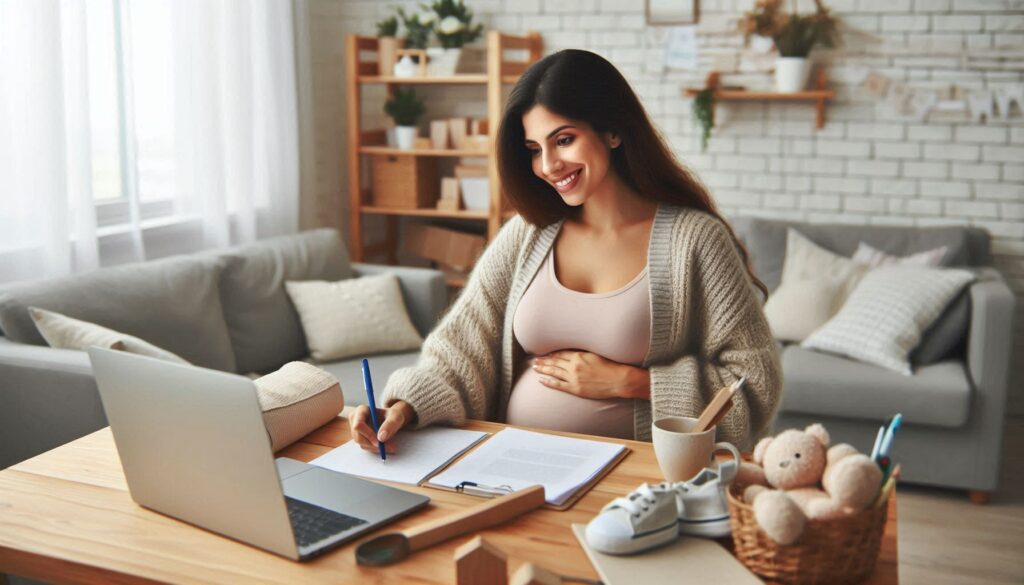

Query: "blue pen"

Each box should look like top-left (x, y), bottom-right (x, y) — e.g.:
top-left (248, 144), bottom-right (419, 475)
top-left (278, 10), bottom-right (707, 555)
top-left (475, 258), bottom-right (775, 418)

top-left (869, 425), bottom-right (886, 461)
top-left (878, 413), bottom-right (902, 459)
top-left (361, 358), bottom-right (386, 462)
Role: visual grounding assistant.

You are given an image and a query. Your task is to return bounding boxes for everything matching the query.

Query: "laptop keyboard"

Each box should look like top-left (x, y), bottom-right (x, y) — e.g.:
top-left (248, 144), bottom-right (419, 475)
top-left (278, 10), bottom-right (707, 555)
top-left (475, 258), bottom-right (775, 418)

top-left (285, 496), bottom-right (368, 548)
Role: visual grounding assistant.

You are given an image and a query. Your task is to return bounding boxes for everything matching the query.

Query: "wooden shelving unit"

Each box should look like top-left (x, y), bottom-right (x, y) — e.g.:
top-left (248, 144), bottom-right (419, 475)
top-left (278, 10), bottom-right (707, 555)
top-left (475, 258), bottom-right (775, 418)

top-left (684, 70), bottom-right (835, 128)
top-left (345, 32), bottom-right (543, 272)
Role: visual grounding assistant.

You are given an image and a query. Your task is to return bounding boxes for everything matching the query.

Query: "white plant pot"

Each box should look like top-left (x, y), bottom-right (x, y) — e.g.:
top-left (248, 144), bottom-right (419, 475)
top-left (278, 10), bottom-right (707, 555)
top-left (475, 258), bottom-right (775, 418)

top-left (394, 126), bottom-right (417, 150)
top-left (385, 127), bottom-right (397, 148)
top-left (426, 47), bottom-right (463, 76)
top-left (775, 57), bottom-right (811, 93)
top-left (393, 56), bottom-right (417, 78)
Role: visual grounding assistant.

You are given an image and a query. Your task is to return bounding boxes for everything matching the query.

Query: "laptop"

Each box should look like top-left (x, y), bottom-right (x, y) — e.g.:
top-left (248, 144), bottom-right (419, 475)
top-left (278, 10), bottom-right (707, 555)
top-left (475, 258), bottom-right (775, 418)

top-left (87, 347), bottom-right (430, 561)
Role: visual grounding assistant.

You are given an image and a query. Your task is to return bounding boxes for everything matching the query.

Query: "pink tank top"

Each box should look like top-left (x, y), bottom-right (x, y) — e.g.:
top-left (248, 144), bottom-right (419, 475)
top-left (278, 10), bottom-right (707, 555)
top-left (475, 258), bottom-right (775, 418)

top-left (507, 248), bottom-right (651, 439)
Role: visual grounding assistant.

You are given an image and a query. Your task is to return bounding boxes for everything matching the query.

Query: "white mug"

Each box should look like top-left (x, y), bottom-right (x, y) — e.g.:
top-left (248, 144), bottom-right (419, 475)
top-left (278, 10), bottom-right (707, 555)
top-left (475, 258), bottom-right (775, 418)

top-left (652, 416), bottom-right (740, 483)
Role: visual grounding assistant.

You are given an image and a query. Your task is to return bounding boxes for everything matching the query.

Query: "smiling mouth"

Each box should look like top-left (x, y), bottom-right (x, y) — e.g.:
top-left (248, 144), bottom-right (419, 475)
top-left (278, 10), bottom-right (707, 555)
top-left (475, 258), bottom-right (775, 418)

top-left (552, 169), bottom-right (581, 193)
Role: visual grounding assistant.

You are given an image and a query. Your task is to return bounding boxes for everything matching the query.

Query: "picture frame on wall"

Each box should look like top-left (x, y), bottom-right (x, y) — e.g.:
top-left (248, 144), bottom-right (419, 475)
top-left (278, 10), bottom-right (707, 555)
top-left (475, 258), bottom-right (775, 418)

top-left (646, 0), bottom-right (699, 24)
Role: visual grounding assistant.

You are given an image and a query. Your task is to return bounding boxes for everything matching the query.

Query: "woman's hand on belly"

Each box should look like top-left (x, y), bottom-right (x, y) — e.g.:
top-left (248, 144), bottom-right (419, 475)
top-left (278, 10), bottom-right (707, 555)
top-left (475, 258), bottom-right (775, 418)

top-left (533, 350), bottom-right (651, 400)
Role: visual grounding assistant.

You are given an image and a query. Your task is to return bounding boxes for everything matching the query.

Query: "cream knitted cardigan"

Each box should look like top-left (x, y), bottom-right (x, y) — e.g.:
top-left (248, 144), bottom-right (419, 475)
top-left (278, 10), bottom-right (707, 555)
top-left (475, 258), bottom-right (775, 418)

top-left (382, 204), bottom-right (782, 450)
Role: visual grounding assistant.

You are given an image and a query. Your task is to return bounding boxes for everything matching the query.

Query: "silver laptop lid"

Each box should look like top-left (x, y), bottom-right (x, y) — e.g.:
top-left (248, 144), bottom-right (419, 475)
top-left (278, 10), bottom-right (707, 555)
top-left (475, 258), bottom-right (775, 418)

top-left (88, 347), bottom-right (298, 559)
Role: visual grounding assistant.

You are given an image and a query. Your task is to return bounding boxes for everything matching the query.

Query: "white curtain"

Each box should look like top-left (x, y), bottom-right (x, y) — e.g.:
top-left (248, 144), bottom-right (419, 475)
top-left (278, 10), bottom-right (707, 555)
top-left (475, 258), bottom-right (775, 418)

top-left (172, 0), bottom-right (299, 250)
top-left (0, 0), bottom-right (98, 283)
top-left (0, 0), bottom-right (299, 285)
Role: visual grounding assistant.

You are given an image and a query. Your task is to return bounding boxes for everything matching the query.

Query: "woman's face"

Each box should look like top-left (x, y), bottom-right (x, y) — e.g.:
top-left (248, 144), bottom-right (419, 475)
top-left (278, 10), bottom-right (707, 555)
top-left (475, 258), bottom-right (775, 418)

top-left (522, 105), bottom-right (619, 207)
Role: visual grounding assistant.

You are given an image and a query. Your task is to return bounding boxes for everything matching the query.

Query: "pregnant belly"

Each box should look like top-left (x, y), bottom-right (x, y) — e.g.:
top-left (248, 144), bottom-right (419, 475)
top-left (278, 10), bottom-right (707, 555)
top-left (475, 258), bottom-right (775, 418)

top-left (505, 368), bottom-right (635, 440)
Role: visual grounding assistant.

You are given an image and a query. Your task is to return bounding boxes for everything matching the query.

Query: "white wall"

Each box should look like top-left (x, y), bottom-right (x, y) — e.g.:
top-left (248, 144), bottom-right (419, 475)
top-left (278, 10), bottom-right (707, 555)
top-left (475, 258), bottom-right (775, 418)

top-left (301, 0), bottom-right (1024, 411)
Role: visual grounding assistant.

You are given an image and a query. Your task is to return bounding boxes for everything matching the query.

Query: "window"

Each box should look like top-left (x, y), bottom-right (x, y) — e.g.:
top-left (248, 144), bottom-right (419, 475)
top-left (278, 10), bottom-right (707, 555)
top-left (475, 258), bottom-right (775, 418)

top-left (87, 0), bottom-right (178, 229)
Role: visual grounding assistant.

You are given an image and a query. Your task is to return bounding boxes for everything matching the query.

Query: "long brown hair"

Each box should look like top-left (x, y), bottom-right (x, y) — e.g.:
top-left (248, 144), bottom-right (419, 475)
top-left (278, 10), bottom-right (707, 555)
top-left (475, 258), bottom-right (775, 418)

top-left (497, 49), bottom-right (767, 299)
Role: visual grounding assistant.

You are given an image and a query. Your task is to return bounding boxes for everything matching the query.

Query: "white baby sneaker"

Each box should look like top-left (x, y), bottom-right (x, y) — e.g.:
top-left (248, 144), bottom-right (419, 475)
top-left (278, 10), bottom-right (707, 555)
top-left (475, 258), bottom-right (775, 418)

top-left (674, 458), bottom-right (738, 538)
top-left (585, 482), bottom-right (680, 555)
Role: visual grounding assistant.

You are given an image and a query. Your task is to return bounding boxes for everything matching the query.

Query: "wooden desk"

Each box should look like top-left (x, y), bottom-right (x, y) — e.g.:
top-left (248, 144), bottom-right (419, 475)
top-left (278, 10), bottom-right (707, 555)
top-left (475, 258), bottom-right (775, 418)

top-left (0, 418), bottom-right (898, 584)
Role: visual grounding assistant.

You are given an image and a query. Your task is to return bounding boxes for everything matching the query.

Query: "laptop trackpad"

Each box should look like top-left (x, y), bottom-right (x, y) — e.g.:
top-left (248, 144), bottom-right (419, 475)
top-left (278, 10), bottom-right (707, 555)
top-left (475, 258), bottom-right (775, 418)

top-left (281, 464), bottom-right (426, 524)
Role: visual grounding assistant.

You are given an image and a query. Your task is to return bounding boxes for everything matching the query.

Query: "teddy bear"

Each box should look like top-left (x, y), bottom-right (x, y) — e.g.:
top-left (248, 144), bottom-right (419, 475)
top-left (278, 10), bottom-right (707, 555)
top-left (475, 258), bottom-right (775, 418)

top-left (736, 423), bottom-right (882, 545)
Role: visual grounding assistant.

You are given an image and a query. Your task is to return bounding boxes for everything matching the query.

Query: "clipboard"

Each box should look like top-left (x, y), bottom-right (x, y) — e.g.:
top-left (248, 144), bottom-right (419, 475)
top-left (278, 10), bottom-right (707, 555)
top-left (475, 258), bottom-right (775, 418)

top-left (421, 429), bottom-right (631, 511)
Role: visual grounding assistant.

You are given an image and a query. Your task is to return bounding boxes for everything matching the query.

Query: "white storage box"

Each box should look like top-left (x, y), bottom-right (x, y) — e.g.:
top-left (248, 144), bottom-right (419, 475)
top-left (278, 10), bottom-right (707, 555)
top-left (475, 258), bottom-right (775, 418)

top-left (459, 177), bottom-right (489, 211)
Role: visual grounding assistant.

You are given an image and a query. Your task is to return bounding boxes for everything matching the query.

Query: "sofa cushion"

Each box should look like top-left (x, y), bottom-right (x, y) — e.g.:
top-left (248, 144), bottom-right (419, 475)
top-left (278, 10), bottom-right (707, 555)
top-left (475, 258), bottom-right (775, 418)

top-left (780, 346), bottom-right (971, 428)
top-left (764, 229), bottom-right (867, 342)
top-left (215, 229), bottom-right (353, 374)
top-left (912, 289), bottom-right (970, 365)
top-left (29, 306), bottom-right (189, 364)
top-left (0, 256), bottom-right (235, 371)
top-left (314, 351), bottom-right (420, 407)
top-left (851, 241), bottom-right (947, 267)
top-left (802, 266), bottom-right (975, 375)
top-left (731, 217), bottom-right (988, 293)
top-left (284, 274), bottom-right (422, 362)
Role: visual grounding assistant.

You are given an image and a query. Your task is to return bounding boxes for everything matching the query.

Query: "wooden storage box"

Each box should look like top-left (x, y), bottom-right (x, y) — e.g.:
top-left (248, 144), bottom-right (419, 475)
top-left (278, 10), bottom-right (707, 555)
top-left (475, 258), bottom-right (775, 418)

top-left (403, 223), bottom-right (485, 272)
top-left (370, 155), bottom-right (438, 208)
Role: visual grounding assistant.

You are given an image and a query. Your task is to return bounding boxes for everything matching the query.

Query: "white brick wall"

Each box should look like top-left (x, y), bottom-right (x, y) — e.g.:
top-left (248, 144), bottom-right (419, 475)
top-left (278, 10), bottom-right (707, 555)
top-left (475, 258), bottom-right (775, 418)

top-left (304, 0), bottom-right (1024, 413)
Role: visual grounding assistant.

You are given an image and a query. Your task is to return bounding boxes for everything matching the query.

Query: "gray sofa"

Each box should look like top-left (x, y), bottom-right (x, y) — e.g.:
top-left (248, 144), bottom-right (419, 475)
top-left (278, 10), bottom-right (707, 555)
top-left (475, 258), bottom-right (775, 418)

top-left (732, 217), bottom-right (1016, 498)
top-left (0, 229), bottom-right (447, 470)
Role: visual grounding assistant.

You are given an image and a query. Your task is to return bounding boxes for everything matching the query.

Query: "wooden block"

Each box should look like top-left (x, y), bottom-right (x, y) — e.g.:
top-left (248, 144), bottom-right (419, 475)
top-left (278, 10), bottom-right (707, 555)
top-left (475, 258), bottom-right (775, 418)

top-left (430, 120), bottom-right (449, 150)
top-left (437, 197), bottom-right (461, 211)
top-left (449, 117), bottom-right (469, 149)
top-left (441, 177), bottom-right (461, 200)
top-left (509, 563), bottom-right (560, 585)
top-left (471, 118), bottom-right (489, 136)
top-left (455, 536), bottom-right (507, 585)
top-left (469, 135), bottom-right (489, 152)
top-left (454, 164), bottom-right (488, 178)
top-left (413, 136), bottom-right (433, 149)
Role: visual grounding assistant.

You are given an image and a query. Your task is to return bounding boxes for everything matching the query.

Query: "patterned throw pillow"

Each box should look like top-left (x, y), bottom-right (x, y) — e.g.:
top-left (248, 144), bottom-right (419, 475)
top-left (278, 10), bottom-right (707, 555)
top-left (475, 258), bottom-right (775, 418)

top-left (284, 273), bottom-right (422, 362)
top-left (29, 306), bottom-right (189, 364)
top-left (801, 266), bottom-right (975, 375)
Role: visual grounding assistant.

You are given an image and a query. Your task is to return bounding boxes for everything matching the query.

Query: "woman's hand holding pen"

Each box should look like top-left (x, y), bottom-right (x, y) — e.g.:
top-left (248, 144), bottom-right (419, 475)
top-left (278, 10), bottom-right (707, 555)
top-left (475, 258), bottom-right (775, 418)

top-left (533, 350), bottom-right (650, 400)
top-left (348, 400), bottom-right (416, 453)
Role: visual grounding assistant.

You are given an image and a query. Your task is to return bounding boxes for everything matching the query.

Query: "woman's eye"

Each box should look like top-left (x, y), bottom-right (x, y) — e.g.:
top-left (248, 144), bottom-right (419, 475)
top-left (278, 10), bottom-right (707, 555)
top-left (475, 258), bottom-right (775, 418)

top-left (556, 135), bottom-right (574, 146)
top-left (527, 148), bottom-right (540, 157)
top-left (794, 453), bottom-right (801, 459)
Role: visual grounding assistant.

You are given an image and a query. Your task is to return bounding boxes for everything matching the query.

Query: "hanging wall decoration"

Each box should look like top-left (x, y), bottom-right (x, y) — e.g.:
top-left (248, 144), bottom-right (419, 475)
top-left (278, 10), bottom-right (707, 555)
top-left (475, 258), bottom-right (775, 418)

top-left (995, 86), bottom-right (1024, 120)
top-left (967, 91), bottom-right (995, 122)
top-left (860, 69), bottom-right (1022, 122)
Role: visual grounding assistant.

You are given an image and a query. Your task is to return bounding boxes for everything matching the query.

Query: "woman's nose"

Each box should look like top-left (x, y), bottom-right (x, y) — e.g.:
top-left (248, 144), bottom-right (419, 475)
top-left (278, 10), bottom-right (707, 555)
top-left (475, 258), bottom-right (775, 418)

top-left (541, 149), bottom-right (563, 177)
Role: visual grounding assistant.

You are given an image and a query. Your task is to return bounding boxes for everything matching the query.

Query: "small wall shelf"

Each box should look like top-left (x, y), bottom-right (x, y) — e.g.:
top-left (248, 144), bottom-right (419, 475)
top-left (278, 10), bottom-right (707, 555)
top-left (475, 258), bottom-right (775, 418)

top-left (684, 70), bottom-right (835, 129)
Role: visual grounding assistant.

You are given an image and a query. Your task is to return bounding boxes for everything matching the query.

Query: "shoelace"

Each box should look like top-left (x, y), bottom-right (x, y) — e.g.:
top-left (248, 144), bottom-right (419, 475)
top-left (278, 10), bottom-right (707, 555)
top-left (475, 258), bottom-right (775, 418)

top-left (610, 483), bottom-right (670, 517)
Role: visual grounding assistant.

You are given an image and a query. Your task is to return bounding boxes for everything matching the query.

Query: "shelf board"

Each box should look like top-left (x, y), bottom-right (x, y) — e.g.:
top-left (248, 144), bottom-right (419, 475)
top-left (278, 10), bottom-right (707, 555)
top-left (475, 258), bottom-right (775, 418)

top-left (360, 206), bottom-right (490, 220)
top-left (360, 146), bottom-right (490, 157)
top-left (359, 75), bottom-right (522, 85)
top-left (683, 88), bottom-right (835, 101)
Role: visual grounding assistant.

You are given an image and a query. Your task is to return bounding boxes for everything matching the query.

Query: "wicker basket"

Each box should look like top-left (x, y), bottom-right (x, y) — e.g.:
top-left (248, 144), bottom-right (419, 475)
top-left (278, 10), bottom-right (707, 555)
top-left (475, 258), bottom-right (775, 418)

top-left (727, 484), bottom-right (889, 585)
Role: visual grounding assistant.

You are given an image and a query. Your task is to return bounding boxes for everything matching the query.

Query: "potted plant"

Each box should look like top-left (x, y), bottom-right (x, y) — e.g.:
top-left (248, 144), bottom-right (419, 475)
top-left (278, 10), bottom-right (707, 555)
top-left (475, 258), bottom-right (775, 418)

top-left (425, 0), bottom-right (484, 76)
top-left (376, 16), bottom-right (402, 78)
top-left (740, 0), bottom-right (839, 92)
top-left (397, 8), bottom-right (432, 52)
top-left (384, 88), bottom-right (426, 150)
top-left (692, 88), bottom-right (715, 152)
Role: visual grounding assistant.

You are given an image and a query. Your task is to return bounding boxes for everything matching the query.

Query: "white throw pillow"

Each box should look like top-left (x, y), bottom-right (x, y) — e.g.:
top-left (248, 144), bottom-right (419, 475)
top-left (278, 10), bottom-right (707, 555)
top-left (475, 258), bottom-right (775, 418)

top-left (763, 229), bottom-right (867, 342)
top-left (29, 306), bottom-right (189, 364)
top-left (763, 278), bottom-right (843, 342)
top-left (285, 273), bottom-right (423, 362)
top-left (801, 266), bottom-right (975, 375)
top-left (852, 242), bottom-right (947, 268)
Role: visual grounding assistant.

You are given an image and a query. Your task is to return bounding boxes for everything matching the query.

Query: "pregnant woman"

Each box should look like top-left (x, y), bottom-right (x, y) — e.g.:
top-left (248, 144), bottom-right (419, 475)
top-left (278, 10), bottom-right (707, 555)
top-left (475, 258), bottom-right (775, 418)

top-left (349, 49), bottom-right (781, 451)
